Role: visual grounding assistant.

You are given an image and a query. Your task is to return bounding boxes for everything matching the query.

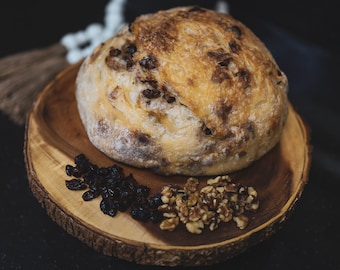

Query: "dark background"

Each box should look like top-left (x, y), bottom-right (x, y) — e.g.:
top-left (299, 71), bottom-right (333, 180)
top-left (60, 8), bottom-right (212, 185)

top-left (1, 1), bottom-right (340, 269)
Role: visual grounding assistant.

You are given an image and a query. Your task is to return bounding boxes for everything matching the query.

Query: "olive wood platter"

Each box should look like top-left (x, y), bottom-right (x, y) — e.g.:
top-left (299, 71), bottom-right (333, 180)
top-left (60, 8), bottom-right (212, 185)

top-left (24, 62), bottom-right (312, 266)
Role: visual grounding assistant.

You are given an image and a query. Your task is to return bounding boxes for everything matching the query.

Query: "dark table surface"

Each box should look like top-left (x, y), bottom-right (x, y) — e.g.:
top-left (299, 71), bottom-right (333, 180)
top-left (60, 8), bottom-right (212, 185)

top-left (1, 1), bottom-right (340, 269)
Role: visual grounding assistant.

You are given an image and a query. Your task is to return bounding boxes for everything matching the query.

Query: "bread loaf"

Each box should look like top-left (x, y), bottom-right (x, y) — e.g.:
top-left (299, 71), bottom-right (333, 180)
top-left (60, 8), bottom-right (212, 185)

top-left (76, 6), bottom-right (289, 176)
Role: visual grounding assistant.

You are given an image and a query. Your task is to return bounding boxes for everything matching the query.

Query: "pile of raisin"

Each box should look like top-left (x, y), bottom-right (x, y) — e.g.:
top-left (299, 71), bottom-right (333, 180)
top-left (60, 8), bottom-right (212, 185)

top-left (65, 154), bottom-right (163, 223)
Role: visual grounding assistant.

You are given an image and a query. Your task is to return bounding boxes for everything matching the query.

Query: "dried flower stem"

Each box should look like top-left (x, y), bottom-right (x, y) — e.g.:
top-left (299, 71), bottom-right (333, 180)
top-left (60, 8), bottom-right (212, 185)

top-left (0, 43), bottom-right (69, 125)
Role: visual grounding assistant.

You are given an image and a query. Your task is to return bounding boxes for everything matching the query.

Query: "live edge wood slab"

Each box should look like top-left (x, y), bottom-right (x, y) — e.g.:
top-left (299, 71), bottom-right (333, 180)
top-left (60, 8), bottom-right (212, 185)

top-left (24, 62), bottom-right (312, 266)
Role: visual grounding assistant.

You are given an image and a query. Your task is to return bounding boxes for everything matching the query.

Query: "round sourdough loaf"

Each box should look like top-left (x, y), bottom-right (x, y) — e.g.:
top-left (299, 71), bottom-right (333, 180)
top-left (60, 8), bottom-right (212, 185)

top-left (75, 6), bottom-right (289, 176)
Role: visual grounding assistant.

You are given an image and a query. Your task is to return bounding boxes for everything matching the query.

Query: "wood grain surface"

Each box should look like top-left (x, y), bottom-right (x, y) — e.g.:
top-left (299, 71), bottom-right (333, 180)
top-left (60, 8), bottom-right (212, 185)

top-left (24, 62), bottom-right (312, 266)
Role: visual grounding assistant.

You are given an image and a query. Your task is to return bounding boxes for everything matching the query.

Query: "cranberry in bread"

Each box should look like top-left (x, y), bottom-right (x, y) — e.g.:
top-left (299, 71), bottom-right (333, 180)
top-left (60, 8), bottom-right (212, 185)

top-left (75, 6), bottom-right (289, 176)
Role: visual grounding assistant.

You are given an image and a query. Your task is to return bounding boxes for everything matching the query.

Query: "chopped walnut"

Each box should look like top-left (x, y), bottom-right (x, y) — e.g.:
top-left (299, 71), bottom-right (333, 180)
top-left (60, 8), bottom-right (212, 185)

top-left (217, 199), bottom-right (233, 222)
top-left (187, 193), bottom-right (198, 207)
top-left (158, 175), bottom-right (259, 234)
top-left (233, 214), bottom-right (249, 229)
top-left (208, 216), bottom-right (220, 231)
top-left (186, 220), bottom-right (204, 234)
top-left (184, 177), bottom-right (200, 194)
top-left (160, 217), bottom-right (179, 231)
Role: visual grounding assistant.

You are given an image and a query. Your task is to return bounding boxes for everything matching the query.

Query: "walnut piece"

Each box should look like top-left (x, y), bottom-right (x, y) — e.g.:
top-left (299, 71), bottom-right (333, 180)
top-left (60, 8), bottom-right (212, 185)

top-left (233, 214), bottom-right (249, 229)
top-left (186, 221), bottom-right (204, 234)
top-left (160, 217), bottom-right (179, 231)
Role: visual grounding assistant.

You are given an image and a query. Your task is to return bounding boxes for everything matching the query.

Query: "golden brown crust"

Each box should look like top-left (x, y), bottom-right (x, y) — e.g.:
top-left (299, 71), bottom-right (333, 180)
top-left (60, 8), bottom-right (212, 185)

top-left (76, 6), bottom-right (288, 176)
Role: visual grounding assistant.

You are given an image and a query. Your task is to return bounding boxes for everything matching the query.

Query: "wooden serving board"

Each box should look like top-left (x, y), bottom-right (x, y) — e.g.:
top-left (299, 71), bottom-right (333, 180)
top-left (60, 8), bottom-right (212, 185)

top-left (24, 62), bottom-right (312, 266)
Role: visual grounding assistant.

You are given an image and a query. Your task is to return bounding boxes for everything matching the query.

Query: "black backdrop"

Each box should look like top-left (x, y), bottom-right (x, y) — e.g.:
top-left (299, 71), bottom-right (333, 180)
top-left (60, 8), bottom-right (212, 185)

top-left (1, 1), bottom-right (339, 269)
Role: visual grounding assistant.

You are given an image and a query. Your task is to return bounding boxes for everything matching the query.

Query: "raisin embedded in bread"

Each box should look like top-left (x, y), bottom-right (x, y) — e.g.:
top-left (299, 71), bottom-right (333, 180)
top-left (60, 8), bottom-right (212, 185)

top-left (75, 6), bottom-right (289, 176)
